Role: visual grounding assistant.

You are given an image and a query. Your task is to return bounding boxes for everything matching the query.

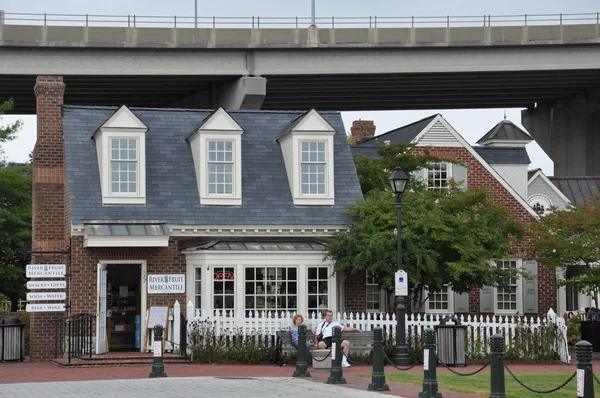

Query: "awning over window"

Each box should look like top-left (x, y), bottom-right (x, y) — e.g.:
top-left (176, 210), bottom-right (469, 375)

top-left (83, 222), bottom-right (169, 247)
top-left (185, 241), bottom-right (326, 252)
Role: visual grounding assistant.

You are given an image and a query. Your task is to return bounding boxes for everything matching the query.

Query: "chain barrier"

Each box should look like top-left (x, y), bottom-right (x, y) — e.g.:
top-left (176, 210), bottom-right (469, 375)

top-left (504, 362), bottom-right (576, 394)
top-left (382, 352), bottom-right (419, 371)
top-left (437, 357), bottom-right (490, 376)
top-left (343, 350), bottom-right (372, 365)
top-left (594, 372), bottom-right (600, 387)
top-left (311, 350), bottom-right (332, 362)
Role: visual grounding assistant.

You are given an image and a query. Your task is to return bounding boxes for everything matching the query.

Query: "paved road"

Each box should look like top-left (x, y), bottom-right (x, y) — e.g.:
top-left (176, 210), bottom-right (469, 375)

top-left (0, 377), bottom-right (395, 398)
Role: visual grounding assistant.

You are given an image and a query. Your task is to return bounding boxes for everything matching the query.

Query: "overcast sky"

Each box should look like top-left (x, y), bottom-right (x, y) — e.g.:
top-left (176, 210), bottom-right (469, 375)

top-left (2, 0), bottom-right (599, 175)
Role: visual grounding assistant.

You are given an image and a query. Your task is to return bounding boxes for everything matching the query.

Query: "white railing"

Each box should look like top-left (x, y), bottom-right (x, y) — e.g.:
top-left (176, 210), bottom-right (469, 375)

top-left (2, 12), bottom-right (599, 29)
top-left (184, 301), bottom-right (570, 363)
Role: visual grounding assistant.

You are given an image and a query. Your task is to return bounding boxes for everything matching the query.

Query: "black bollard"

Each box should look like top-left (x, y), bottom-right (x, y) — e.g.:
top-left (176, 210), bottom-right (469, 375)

top-left (149, 325), bottom-right (167, 378)
top-left (418, 328), bottom-right (442, 398)
top-left (489, 334), bottom-right (506, 398)
top-left (576, 340), bottom-right (594, 398)
top-left (368, 327), bottom-right (390, 391)
top-left (293, 324), bottom-right (311, 377)
top-left (327, 326), bottom-right (346, 384)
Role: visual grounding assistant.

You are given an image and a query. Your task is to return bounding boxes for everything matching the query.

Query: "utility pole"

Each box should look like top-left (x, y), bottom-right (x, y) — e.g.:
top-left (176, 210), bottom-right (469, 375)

top-left (311, 0), bottom-right (315, 25)
top-left (194, 0), bottom-right (198, 28)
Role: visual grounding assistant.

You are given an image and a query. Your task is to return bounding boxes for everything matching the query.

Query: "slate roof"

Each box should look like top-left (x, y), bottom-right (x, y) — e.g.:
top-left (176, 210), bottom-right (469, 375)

top-left (473, 147), bottom-right (530, 165)
top-left (528, 168), bottom-right (541, 180)
top-left (549, 176), bottom-right (600, 204)
top-left (365, 114), bottom-right (438, 145)
top-left (476, 120), bottom-right (533, 145)
top-left (63, 106), bottom-right (362, 226)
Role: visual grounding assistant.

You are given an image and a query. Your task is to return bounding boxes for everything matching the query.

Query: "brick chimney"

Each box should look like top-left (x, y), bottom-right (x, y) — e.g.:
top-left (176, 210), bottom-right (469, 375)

top-left (31, 75), bottom-right (68, 361)
top-left (350, 120), bottom-right (375, 144)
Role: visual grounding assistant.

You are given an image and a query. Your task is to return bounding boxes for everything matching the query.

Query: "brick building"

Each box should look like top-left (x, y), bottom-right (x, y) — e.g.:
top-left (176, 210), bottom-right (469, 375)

top-left (30, 76), bottom-right (363, 360)
top-left (350, 114), bottom-right (557, 316)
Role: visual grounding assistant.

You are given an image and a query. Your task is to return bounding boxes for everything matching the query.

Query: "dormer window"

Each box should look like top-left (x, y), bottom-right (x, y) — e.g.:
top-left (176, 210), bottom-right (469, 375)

top-left (187, 108), bottom-right (243, 206)
top-left (93, 106), bottom-right (148, 205)
top-left (277, 109), bottom-right (336, 206)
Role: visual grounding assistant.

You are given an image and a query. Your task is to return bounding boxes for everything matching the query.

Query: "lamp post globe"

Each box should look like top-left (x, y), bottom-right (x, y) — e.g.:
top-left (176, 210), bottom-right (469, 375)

top-left (388, 166), bottom-right (411, 366)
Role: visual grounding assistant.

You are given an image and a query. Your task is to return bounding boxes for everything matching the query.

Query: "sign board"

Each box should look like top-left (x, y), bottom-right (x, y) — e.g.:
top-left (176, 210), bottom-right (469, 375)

top-left (26, 303), bottom-right (66, 312)
top-left (423, 348), bottom-right (429, 370)
top-left (395, 270), bottom-right (408, 296)
top-left (27, 292), bottom-right (66, 301)
top-left (26, 264), bottom-right (66, 278)
top-left (147, 306), bottom-right (169, 328)
top-left (577, 369), bottom-right (585, 397)
top-left (331, 343), bottom-right (337, 360)
top-left (27, 280), bottom-right (67, 290)
top-left (147, 274), bottom-right (185, 294)
top-left (153, 340), bottom-right (162, 357)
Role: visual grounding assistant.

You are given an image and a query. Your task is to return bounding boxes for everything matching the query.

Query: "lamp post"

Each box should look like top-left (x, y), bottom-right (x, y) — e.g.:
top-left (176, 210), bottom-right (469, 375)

top-left (389, 166), bottom-right (411, 366)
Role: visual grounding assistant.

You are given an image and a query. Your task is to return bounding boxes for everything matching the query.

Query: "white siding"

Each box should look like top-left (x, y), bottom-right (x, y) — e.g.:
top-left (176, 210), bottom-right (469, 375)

top-left (527, 175), bottom-right (569, 210)
top-left (415, 121), bottom-right (461, 147)
top-left (491, 164), bottom-right (528, 199)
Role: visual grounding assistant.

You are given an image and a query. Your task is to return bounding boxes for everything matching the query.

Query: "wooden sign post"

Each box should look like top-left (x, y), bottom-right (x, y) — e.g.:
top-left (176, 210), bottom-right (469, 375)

top-left (143, 306), bottom-right (169, 353)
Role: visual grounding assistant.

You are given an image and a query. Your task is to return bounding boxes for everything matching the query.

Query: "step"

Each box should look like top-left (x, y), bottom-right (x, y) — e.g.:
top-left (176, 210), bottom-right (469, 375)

top-left (51, 356), bottom-right (190, 368)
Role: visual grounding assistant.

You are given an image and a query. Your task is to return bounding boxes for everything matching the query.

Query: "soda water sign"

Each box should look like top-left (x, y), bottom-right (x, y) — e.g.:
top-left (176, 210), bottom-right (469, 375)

top-left (147, 274), bottom-right (185, 294)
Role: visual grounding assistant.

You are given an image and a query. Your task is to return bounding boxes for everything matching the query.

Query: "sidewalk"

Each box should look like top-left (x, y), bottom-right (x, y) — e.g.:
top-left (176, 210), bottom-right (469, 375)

top-left (0, 359), bottom-right (584, 398)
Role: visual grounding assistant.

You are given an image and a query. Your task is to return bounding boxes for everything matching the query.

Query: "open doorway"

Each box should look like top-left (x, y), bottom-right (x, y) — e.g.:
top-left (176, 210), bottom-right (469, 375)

top-left (106, 264), bottom-right (141, 352)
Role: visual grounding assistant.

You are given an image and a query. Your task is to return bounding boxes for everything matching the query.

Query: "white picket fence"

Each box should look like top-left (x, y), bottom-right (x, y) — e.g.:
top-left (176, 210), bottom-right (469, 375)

top-left (179, 301), bottom-right (570, 363)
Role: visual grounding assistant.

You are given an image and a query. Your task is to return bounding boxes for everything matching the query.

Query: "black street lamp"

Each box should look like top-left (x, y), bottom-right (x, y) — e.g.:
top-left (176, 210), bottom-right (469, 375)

top-left (388, 166), bottom-right (411, 366)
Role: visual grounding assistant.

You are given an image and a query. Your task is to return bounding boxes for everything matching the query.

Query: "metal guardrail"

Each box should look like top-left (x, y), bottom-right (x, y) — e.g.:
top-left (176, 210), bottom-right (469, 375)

top-left (2, 12), bottom-right (600, 29)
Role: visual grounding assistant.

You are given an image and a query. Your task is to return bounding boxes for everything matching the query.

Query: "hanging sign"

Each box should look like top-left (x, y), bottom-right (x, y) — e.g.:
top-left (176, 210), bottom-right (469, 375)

top-left (147, 274), bottom-right (185, 294)
top-left (27, 280), bottom-right (67, 290)
top-left (395, 270), bottom-right (408, 296)
top-left (26, 264), bottom-right (66, 278)
top-left (26, 292), bottom-right (66, 301)
top-left (26, 303), bottom-right (66, 312)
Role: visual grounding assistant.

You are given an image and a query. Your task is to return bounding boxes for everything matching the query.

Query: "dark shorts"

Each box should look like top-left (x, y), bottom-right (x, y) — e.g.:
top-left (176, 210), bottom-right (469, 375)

top-left (319, 337), bottom-right (333, 348)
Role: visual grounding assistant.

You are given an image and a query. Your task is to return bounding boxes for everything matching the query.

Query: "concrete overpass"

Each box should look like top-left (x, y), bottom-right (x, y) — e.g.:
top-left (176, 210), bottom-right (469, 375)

top-left (1, 19), bottom-right (599, 176)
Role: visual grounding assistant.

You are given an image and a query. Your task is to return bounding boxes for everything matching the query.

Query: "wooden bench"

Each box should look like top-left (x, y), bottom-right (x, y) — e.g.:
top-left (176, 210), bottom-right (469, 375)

top-left (275, 329), bottom-right (374, 367)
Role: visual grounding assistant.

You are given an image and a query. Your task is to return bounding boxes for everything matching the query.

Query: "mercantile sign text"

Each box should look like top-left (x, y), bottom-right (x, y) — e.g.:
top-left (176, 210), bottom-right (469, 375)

top-left (147, 274), bottom-right (185, 294)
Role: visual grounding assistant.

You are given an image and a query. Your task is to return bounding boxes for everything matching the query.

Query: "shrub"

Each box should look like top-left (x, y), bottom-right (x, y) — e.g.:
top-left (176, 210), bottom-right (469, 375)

top-left (564, 316), bottom-right (581, 346)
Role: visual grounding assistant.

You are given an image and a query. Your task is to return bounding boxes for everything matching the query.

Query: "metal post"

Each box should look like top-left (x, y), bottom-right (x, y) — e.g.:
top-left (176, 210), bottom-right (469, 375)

top-left (369, 16), bottom-right (372, 28)
top-left (174, 16), bottom-right (177, 28)
top-left (447, 15), bottom-right (449, 28)
top-left (128, 15), bottom-right (130, 28)
top-left (327, 326), bottom-right (346, 384)
top-left (257, 16), bottom-right (260, 28)
top-left (296, 16), bottom-right (298, 28)
top-left (489, 334), bottom-right (506, 398)
top-left (149, 325), bottom-right (167, 378)
top-left (134, 15), bottom-right (136, 28)
top-left (524, 14), bottom-right (527, 26)
top-left (212, 16), bottom-right (215, 28)
top-left (252, 16), bottom-right (254, 29)
top-left (44, 13), bottom-right (46, 26)
top-left (293, 324), bottom-right (311, 377)
top-left (86, 14), bottom-right (88, 27)
top-left (411, 16), bottom-right (414, 28)
top-left (331, 16), bottom-right (334, 28)
top-left (67, 318), bottom-right (71, 364)
top-left (375, 16), bottom-right (377, 28)
top-left (194, 0), bottom-right (197, 28)
top-left (311, 0), bottom-right (315, 26)
top-left (559, 13), bottom-right (562, 25)
top-left (418, 329), bottom-right (442, 398)
top-left (576, 340), bottom-right (594, 398)
top-left (368, 327), bottom-right (390, 391)
top-left (394, 196), bottom-right (411, 366)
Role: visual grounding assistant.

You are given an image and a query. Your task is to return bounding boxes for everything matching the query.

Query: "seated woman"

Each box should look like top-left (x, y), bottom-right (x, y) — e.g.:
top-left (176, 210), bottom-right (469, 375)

top-left (282, 314), bottom-right (312, 362)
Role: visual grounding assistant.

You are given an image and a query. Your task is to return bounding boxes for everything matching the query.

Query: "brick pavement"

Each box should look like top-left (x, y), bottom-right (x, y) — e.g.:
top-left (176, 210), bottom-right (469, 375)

top-left (0, 359), bottom-right (590, 398)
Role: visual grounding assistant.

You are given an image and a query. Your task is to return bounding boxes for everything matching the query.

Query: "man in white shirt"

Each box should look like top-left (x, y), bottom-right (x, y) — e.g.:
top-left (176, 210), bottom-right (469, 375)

top-left (314, 310), bottom-right (360, 367)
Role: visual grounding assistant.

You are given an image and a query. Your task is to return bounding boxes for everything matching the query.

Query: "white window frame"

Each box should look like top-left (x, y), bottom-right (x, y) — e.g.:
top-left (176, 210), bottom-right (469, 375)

top-left (97, 130), bottom-right (146, 205)
top-left (426, 285), bottom-right (454, 314)
top-left (109, 137), bottom-right (140, 195)
top-left (206, 139), bottom-right (235, 196)
top-left (426, 162), bottom-right (452, 190)
top-left (197, 132), bottom-right (242, 205)
top-left (300, 140), bottom-right (328, 196)
top-left (366, 270), bottom-right (385, 313)
top-left (494, 259), bottom-right (523, 315)
top-left (292, 134), bottom-right (334, 205)
top-left (244, 265), bottom-right (299, 314)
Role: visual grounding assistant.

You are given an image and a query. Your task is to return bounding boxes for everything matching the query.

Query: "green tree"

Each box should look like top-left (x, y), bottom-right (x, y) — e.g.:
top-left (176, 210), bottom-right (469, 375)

top-left (0, 99), bottom-right (23, 164)
top-left (326, 145), bottom-right (524, 311)
top-left (531, 196), bottom-right (600, 309)
top-left (0, 99), bottom-right (30, 311)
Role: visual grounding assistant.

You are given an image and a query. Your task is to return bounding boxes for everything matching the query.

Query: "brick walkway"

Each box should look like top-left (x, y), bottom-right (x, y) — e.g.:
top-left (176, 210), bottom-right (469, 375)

top-left (0, 359), bottom-right (589, 398)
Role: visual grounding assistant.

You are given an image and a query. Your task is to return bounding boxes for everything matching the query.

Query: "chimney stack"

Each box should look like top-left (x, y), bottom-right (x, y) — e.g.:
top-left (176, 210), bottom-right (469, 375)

top-left (350, 120), bottom-right (375, 144)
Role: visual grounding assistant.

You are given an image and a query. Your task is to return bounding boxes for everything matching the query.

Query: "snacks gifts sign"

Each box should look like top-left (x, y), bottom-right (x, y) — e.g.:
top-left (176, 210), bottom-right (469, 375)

top-left (147, 274), bottom-right (185, 294)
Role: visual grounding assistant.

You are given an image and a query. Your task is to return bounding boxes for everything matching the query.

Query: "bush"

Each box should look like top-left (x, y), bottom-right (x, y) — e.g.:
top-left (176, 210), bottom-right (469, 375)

top-left (188, 319), bottom-right (277, 364)
top-left (384, 332), bottom-right (424, 365)
top-left (564, 315), bottom-right (581, 346)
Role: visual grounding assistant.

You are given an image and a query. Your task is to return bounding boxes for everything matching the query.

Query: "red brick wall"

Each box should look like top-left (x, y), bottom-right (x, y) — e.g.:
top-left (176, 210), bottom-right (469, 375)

top-left (343, 271), bottom-right (367, 312)
top-left (30, 76), bottom-right (68, 361)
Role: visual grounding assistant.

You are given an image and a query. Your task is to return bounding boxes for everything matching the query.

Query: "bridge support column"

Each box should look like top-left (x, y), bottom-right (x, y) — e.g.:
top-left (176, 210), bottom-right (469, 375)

top-left (522, 90), bottom-right (600, 177)
top-left (218, 76), bottom-right (267, 110)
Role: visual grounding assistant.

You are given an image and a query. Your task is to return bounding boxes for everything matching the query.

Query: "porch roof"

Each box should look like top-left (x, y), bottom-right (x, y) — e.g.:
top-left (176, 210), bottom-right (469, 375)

top-left (184, 240), bottom-right (326, 251)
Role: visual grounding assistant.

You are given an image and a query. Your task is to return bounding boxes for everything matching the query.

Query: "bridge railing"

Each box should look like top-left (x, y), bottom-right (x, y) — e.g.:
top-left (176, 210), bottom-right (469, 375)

top-left (2, 12), bottom-right (600, 29)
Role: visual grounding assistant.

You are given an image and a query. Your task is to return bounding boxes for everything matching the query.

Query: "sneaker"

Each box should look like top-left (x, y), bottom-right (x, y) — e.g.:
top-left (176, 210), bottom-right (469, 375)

top-left (342, 360), bottom-right (351, 368)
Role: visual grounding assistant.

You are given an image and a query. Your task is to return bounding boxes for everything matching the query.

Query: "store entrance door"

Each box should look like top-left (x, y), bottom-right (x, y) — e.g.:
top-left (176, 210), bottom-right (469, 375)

top-left (106, 264), bottom-right (141, 351)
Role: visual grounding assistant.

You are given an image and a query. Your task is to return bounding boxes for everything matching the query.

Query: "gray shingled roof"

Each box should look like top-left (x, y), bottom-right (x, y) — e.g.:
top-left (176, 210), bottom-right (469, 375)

top-left (473, 147), bottom-right (530, 165)
top-left (476, 120), bottom-right (533, 145)
top-left (366, 114), bottom-right (437, 145)
top-left (63, 106), bottom-right (362, 226)
top-left (549, 176), bottom-right (600, 204)
top-left (350, 143), bottom-right (381, 159)
top-left (528, 168), bottom-right (541, 181)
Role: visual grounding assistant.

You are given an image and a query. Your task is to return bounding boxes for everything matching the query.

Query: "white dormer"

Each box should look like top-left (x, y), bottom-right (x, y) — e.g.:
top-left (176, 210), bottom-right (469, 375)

top-left (277, 109), bottom-right (336, 206)
top-left (187, 108), bottom-right (244, 206)
top-left (93, 105), bottom-right (148, 205)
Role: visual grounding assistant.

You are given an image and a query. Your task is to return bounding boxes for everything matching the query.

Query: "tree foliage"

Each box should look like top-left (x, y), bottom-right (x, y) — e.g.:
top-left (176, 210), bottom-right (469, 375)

top-left (0, 99), bottom-right (29, 310)
top-left (531, 196), bottom-right (600, 308)
top-left (325, 145), bottom-right (524, 310)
